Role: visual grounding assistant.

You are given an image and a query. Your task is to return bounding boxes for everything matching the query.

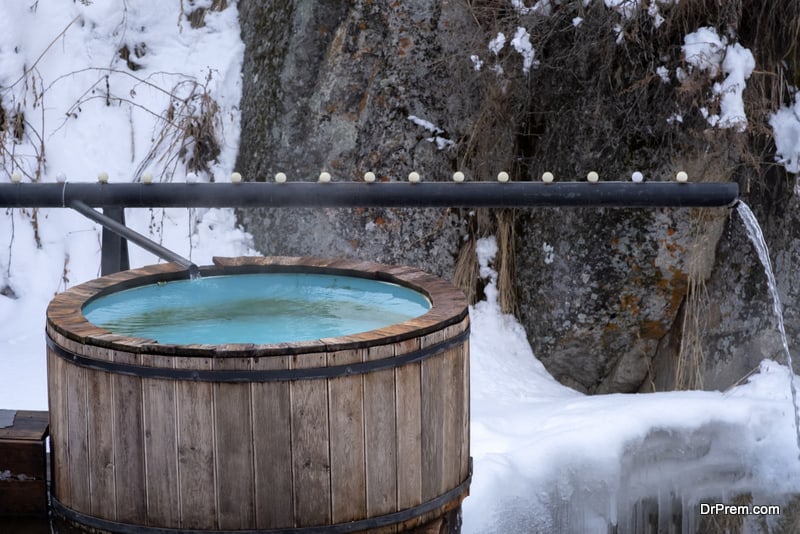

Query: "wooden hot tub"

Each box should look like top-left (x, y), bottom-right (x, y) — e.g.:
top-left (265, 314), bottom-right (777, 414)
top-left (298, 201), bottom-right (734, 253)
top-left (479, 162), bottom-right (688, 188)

top-left (46, 256), bottom-right (470, 533)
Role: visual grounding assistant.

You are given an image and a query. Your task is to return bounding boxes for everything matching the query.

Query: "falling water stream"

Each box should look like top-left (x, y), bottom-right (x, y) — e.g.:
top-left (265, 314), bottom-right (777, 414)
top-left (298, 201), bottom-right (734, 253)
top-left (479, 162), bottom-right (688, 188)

top-left (737, 201), bottom-right (800, 456)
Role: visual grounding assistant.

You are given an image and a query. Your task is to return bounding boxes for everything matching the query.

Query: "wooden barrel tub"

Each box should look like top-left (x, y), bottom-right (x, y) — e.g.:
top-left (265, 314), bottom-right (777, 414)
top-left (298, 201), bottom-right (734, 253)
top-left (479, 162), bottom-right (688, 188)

top-left (46, 256), bottom-right (470, 533)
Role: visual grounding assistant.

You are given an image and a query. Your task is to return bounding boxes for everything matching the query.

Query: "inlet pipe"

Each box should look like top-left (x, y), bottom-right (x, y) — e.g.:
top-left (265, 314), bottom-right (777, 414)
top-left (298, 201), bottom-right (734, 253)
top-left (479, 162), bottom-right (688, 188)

top-left (5, 180), bottom-right (738, 275)
top-left (70, 200), bottom-right (199, 278)
top-left (0, 181), bottom-right (739, 209)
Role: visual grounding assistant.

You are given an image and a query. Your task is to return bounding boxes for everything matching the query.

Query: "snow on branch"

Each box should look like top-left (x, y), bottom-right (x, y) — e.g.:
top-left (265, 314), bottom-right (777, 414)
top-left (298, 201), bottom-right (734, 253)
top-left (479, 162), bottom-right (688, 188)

top-left (682, 27), bottom-right (755, 132)
top-left (407, 115), bottom-right (455, 150)
top-left (770, 93), bottom-right (800, 174)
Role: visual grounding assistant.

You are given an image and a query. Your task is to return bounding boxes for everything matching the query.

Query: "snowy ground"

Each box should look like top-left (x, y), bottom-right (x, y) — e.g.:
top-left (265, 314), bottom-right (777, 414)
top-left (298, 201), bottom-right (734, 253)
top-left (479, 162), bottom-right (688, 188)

top-left (3, 3), bottom-right (800, 533)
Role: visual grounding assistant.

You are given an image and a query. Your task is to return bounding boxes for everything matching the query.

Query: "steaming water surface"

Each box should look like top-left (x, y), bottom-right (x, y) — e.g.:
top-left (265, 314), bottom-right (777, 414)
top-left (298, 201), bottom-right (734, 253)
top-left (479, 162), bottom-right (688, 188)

top-left (82, 273), bottom-right (431, 344)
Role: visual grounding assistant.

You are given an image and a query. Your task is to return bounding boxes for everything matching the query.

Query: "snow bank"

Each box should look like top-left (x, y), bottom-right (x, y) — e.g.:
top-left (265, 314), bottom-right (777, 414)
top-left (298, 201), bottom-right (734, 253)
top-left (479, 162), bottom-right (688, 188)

top-left (465, 240), bottom-right (800, 532)
top-left (0, 1), bottom-right (254, 410)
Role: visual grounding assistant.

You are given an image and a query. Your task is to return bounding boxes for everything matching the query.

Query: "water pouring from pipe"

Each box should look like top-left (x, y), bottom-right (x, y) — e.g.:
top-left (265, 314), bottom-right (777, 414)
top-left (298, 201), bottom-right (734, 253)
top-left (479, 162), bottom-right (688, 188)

top-left (737, 201), bottom-right (800, 457)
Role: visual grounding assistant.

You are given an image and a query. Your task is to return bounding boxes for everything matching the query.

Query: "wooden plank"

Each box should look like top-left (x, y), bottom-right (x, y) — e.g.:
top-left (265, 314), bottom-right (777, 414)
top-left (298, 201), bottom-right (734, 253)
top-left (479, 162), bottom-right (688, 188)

top-left (290, 352), bottom-right (331, 527)
top-left (0, 412), bottom-right (48, 516)
top-left (47, 348), bottom-right (70, 506)
top-left (85, 354), bottom-right (116, 520)
top-left (141, 354), bottom-right (180, 528)
top-left (420, 329), bottom-right (446, 502)
top-left (111, 351), bottom-right (146, 524)
top-left (0, 411), bottom-right (48, 442)
top-left (442, 344), bottom-right (461, 492)
top-left (175, 356), bottom-right (216, 529)
top-left (45, 328), bottom-right (81, 361)
top-left (328, 348), bottom-right (366, 524)
top-left (214, 357), bottom-right (255, 529)
top-left (65, 355), bottom-right (90, 513)
top-left (252, 355), bottom-right (294, 529)
top-left (363, 343), bottom-right (397, 526)
top-left (395, 337), bottom-right (422, 513)
top-left (0, 440), bottom-right (45, 479)
top-left (437, 319), bottom-right (470, 492)
top-left (459, 323), bottom-right (471, 483)
top-left (0, 480), bottom-right (48, 516)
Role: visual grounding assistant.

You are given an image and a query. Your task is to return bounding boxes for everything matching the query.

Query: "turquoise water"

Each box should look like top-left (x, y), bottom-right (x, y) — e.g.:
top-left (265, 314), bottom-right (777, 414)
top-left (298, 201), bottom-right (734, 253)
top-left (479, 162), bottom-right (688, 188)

top-left (82, 273), bottom-right (431, 344)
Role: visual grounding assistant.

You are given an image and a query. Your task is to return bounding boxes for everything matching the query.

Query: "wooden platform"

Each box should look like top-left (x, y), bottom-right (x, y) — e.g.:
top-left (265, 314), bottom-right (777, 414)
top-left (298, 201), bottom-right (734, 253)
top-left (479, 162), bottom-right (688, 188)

top-left (0, 410), bottom-right (49, 516)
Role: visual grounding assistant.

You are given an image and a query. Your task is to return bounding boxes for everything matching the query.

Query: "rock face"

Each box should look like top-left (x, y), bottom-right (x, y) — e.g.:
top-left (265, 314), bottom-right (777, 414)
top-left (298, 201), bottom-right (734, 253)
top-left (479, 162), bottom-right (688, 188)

top-left (516, 206), bottom-right (719, 393)
top-left (235, 2), bottom-right (800, 395)
top-left (235, 0), bottom-right (481, 278)
top-left (691, 177), bottom-right (800, 391)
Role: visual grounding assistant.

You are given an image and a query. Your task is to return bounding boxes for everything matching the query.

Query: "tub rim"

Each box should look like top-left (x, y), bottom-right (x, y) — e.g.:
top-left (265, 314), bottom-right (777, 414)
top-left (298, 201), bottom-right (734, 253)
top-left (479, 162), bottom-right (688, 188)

top-left (46, 256), bottom-right (469, 357)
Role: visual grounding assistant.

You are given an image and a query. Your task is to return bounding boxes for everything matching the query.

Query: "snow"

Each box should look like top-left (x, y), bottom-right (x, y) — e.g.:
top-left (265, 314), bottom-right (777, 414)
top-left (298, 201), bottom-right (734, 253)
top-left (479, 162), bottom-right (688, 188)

top-left (682, 27), bottom-right (757, 133)
top-left (713, 43), bottom-right (755, 132)
top-left (605, 0), bottom-right (638, 19)
top-left (407, 114), bottom-right (440, 135)
top-left (667, 113), bottom-right (683, 124)
top-left (613, 23), bottom-right (624, 45)
top-left (648, 2), bottom-right (666, 28)
top-left (479, 27), bottom-right (538, 76)
top-left (2, 2), bottom-right (800, 532)
top-left (407, 115), bottom-right (455, 150)
top-left (770, 93), bottom-right (800, 173)
top-left (510, 27), bottom-right (538, 75)
top-left (488, 32), bottom-right (506, 56)
top-left (465, 240), bottom-right (800, 532)
top-left (683, 27), bottom-right (726, 77)
top-left (0, 1), bottom-right (254, 411)
top-left (656, 65), bottom-right (670, 83)
top-left (510, 0), bottom-right (536, 16)
top-left (605, 0), bottom-right (678, 23)
top-left (469, 54), bottom-right (484, 71)
top-left (510, 0), bottom-right (553, 17)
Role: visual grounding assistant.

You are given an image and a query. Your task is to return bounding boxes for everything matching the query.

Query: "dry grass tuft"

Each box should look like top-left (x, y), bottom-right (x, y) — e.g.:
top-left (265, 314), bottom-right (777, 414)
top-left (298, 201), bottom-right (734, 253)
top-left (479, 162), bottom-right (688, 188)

top-left (183, 0), bottom-right (228, 29)
top-left (774, 495), bottom-right (800, 533)
top-left (496, 209), bottom-right (517, 315)
top-left (696, 493), bottom-right (752, 534)
top-left (674, 270), bottom-right (707, 390)
top-left (453, 233), bottom-right (478, 305)
top-left (134, 73), bottom-right (222, 181)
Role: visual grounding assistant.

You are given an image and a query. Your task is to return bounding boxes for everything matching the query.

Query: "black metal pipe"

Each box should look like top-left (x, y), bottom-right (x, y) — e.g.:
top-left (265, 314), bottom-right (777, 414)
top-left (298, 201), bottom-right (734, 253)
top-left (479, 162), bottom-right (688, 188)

top-left (70, 200), bottom-right (199, 277)
top-left (0, 181), bottom-right (739, 208)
